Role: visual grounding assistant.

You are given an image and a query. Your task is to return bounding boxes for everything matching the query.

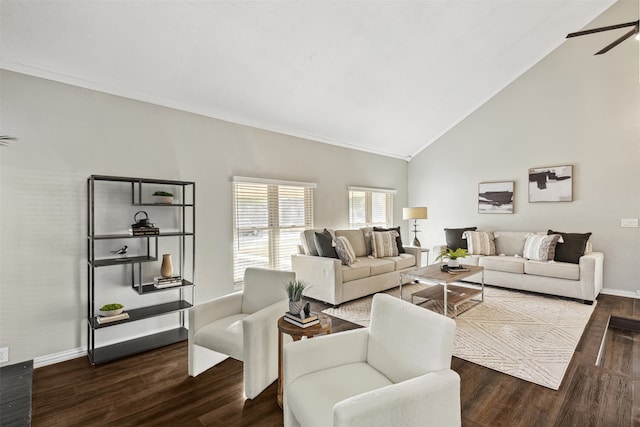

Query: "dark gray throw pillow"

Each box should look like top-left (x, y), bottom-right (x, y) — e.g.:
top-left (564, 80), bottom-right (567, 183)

top-left (373, 226), bottom-right (405, 253)
top-left (547, 230), bottom-right (592, 264)
top-left (314, 229), bottom-right (338, 259)
top-left (444, 227), bottom-right (477, 250)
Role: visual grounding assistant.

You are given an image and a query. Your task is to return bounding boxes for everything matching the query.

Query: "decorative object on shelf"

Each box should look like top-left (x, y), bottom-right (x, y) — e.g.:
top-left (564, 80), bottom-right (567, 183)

top-left (153, 191), bottom-right (174, 204)
top-left (284, 279), bottom-right (308, 315)
top-left (402, 206), bottom-right (428, 247)
top-left (161, 254), bottom-right (173, 278)
top-left (99, 303), bottom-right (124, 317)
top-left (434, 247), bottom-right (469, 268)
top-left (130, 210), bottom-right (159, 235)
top-left (110, 245), bottom-right (128, 256)
top-left (478, 181), bottom-right (514, 214)
top-left (154, 275), bottom-right (182, 289)
top-left (528, 165), bottom-right (573, 203)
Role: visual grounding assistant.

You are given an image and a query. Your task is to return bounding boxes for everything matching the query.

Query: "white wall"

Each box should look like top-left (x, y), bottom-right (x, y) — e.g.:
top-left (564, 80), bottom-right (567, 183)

top-left (409, 0), bottom-right (639, 295)
top-left (0, 70), bottom-right (408, 365)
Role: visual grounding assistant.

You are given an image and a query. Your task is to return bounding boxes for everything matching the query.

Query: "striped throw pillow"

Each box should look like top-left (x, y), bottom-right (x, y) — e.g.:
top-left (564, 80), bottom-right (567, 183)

top-left (371, 231), bottom-right (399, 258)
top-left (523, 234), bottom-right (561, 261)
top-left (335, 236), bottom-right (357, 266)
top-left (463, 231), bottom-right (496, 255)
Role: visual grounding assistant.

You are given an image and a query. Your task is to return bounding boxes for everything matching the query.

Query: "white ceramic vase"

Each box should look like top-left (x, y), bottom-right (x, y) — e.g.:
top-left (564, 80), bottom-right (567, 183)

top-left (448, 258), bottom-right (460, 268)
top-left (289, 300), bottom-right (303, 315)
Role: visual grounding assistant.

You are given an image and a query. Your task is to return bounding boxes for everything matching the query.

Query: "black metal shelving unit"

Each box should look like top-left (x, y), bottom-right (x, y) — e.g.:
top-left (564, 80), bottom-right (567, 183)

top-left (87, 175), bottom-right (196, 364)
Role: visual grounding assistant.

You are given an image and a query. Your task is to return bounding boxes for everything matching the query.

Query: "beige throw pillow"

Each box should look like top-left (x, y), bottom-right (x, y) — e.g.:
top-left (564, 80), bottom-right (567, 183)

top-left (463, 231), bottom-right (496, 255)
top-left (371, 231), bottom-right (399, 258)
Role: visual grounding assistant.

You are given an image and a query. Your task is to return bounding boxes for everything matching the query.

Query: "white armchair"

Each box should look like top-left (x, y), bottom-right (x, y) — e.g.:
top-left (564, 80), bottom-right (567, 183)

top-left (284, 293), bottom-right (460, 427)
top-left (188, 267), bottom-right (294, 399)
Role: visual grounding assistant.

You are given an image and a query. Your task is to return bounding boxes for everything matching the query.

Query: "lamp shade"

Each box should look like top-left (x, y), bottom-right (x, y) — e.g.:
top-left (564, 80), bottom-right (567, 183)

top-left (403, 207), bottom-right (428, 220)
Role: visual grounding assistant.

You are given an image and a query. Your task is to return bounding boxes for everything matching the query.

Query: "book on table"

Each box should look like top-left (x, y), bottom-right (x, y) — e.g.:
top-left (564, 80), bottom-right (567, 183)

top-left (283, 316), bottom-right (320, 328)
top-left (285, 311), bottom-right (318, 323)
top-left (129, 227), bottom-right (160, 236)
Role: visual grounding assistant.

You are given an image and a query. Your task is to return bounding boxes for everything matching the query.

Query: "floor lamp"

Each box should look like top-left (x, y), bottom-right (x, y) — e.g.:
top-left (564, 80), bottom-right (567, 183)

top-left (403, 207), bottom-right (428, 247)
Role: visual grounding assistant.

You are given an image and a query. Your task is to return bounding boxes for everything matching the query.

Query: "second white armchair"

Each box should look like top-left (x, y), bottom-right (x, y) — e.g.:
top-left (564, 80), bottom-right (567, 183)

top-left (188, 267), bottom-right (294, 399)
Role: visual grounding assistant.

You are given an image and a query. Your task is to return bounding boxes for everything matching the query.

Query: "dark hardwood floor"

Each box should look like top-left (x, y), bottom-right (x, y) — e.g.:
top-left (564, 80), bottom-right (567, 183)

top-left (30, 294), bottom-right (639, 427)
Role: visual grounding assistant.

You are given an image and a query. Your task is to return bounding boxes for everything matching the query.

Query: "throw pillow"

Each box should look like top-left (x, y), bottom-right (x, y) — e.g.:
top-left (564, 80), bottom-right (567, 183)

top-left (444, 227), bottom-right (477, 250)
top-left (371, 231), bottom-right (399, 258)
top-left (523, 234), bottom-right (561, 261)
top-left (463, 231), bottom-right (496, 255)
top-left (373, 226), bottom-right (405, 253)
top-left (314, 229), bottom-right (338, 259)
top-left (547, 230), bottom-right (592, 264)
top-left (335, 236), bottom-right (357, 266)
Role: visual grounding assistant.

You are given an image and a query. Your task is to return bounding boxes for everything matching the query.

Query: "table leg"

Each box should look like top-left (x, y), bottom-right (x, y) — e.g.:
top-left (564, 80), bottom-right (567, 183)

top-left (443, 282), bottom-right (448, 317)
top-left (481, 270), bottom-right (485, 302)
top-left (277, 331), bottom-right (284, 408)
top-left (399, 275), bottom-right (403, 300)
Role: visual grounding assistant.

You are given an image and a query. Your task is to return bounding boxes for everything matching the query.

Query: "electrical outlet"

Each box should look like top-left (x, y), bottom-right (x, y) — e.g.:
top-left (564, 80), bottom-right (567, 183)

top-left (0, 347), bottom-right (8, 363)
top-left (636, 290), bottom-right (640, 296)
top-left (621, 218), bottom-right (639, 228)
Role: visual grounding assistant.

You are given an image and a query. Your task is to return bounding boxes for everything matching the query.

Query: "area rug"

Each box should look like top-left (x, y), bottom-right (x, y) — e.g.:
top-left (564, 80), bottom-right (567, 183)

top-left (322, 284), bottom-right (596, 390)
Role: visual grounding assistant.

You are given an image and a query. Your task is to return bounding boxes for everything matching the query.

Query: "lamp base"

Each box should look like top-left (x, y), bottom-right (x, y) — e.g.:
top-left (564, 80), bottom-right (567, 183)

top-left (412, 237), bottom-right (421, 247)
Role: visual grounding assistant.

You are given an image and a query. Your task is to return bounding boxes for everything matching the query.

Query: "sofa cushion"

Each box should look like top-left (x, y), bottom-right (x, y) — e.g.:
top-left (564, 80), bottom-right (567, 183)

top-left (383, 253), bottom-right (416, 270)
top-left (548, 230), bottom-right (592, 264)
top-left (463, 231), bottom-right (496, 255)
top-left (479, 256), bottom-right (525, 274)
top-left (288, 362), bottom-right (392, 427)
top-left (371, 231), bottom-right (400, 258)
top-left (493, 231), bottom-right (532, 256)
top-left (523, 234), bottom-right (561, 261)
top-left (341, 261), bottom-right (371, 282)
top-left (361, 227), bottom-right (374, 256)
top-left (445, 227), bottom-right (477, 250)
top-left (335, 229), bottom-right (367, 257)
top-left (335, 236), bottom-right (357, 266)
top-left (356, 257), bottom-right (396, 275)
top-left (315, 229), bottom-right (338, 258)
top-left (524, 260), bottom-right (580, 280)
top-left (374, 226), bottom-right (405, 253)
top-left (301, 229), bottom-right (320, 256)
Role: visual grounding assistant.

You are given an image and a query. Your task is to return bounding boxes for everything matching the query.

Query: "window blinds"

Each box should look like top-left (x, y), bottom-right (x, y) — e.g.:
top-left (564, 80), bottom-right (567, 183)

top-left (348, 187), bottom-right (394, 229)
top-left (232, 177), bottom-right (315, 285)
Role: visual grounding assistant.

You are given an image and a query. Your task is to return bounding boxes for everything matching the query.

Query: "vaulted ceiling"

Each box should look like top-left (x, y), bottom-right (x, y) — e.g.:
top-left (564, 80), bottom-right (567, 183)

top-left (0, 0), bottom-right (617, 159)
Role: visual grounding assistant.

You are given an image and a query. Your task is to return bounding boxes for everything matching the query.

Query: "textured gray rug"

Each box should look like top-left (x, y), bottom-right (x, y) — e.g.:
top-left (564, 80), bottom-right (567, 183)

top-left (322, 284), bottom-right (596, 390)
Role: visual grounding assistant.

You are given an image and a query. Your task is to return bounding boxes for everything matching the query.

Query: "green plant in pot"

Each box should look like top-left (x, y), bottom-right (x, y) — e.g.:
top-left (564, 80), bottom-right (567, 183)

top-left (283, 279), bottom-right (309, 315)
top-left (153, 191), bottom-right (174, 204)
top-left (434, 247), bottom-right (469, 268)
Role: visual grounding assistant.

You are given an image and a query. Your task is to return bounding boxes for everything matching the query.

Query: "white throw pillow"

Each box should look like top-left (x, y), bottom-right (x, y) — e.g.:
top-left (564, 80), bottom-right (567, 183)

top-left (463, 231), bottom-right (496, 255)
top-left (335, 236), bottom-right (357, 266)
top-left (523, 234), bottom-right (561, 261)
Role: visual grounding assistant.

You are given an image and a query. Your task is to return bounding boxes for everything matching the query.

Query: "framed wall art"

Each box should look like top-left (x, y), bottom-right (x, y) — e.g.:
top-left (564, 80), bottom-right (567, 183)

top-left (478, 181), bottom-right (514, 214)
top-left (528, 165), bottom-right (573, 202)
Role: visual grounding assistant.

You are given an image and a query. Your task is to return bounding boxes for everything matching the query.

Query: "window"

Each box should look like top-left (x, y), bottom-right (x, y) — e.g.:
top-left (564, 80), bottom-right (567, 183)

top-left (232, 177), bottom-right (315, 285)
top-left (348, 186), bottom-right (395, 229)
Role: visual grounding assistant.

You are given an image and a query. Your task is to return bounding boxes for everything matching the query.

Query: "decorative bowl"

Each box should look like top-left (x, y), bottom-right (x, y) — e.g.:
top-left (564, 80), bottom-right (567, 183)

top-left (99, 304), bottom-right (124, 317)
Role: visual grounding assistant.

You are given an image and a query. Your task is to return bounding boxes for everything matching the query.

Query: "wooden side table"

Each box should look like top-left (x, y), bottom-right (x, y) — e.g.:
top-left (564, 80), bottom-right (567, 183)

top-left (277, 314), bottom-right (332, 408)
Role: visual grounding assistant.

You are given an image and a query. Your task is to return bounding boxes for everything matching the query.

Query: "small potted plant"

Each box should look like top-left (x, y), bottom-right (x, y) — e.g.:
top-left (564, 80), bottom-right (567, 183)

top-left (434, 248), bottom-right (469, 268)
top-left (153, 191), bottom-right (174, 204)
top-left (283, 279), bottom-right (309, 315)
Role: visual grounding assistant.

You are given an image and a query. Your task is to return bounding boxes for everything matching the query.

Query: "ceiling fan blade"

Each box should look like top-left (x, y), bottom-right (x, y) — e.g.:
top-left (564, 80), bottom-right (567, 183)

top-left (566, 20), bottom-right (638, 38)
top-left (594, 27), bottom-right (638, 55)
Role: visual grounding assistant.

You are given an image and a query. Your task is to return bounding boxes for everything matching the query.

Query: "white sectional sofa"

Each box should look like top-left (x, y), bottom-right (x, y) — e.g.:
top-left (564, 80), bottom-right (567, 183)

top-left (291, 228), bottom-right (420, 306)
top-left (433, 230), bottom-right (604, 304)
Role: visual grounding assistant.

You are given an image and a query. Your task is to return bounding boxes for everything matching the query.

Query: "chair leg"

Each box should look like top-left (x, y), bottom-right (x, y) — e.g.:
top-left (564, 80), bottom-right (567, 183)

top-left (188, 344), bottom-right (229, 377)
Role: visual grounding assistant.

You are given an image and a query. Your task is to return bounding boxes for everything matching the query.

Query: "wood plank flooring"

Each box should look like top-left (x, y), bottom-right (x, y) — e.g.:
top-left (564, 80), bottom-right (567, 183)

top-left (29, 293), bottom-right (639, 427)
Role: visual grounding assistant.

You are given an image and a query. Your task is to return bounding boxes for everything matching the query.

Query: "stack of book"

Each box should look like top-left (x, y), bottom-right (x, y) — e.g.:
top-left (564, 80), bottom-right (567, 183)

top-left (96, 312), bottom-right (130, 324)
top-left (154, 275), bottom-right (183, 289)
top-left (283, 311), bottom-right (319, 328)
top-left (129, 226), bottom-right (160, 236)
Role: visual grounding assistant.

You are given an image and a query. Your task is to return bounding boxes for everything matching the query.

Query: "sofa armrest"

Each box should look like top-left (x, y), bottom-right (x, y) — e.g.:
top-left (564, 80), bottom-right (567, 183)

top-left (334, 369), bottom-right (461, 427)
top-left (403, 246), bottom-right (421, 267)
top-left (579, 251), bottom-right (604, 301)
top-left (189, 292), bottom-right (243, 334)
top-left (291, 254), bottom-right (343, 305)
top-left (432, 244), bottom-right (447, 263)
top-left (284, 328), bottom-right (369, 389)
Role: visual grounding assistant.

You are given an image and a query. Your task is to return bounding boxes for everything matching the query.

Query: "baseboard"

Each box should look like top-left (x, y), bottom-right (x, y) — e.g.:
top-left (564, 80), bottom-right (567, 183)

top-left (34, 347), bottom-right (86, 369)
top-left (600, 288), bottom-right (640, 300)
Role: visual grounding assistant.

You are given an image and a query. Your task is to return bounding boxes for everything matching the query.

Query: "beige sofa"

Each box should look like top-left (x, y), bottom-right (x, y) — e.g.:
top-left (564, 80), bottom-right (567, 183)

top-left (291, 228), bottom-right (420, 306)
top-left (433, 231), bottom-right (604, 304)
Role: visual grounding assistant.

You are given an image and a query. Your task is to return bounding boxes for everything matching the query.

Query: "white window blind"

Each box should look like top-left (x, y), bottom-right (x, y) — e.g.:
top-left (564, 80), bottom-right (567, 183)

top-left (348, 186), bottom-right (394, 229)
top-left (233, 177), bottom-right (315, 285)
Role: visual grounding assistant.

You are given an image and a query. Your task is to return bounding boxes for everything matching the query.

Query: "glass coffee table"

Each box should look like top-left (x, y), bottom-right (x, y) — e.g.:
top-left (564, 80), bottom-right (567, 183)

top-left (400, 262), bottom-right (484, 318)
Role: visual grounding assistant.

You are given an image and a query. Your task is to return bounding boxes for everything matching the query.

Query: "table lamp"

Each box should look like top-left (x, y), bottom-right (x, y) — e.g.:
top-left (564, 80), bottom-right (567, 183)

top-left (403, 207), bottom-right (428, 247)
